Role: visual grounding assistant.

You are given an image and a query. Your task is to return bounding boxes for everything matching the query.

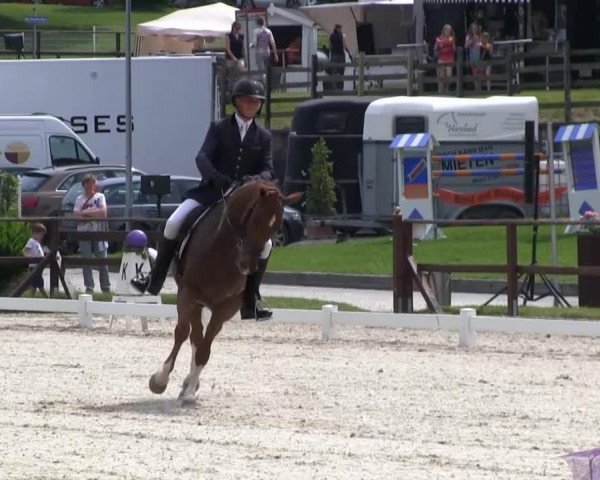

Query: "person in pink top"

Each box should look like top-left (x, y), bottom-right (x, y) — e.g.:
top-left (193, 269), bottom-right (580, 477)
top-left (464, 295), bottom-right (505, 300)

top-left (434, 24), bottom-right (456, 93)
top-left (464, 22), bottom-right (482, 90)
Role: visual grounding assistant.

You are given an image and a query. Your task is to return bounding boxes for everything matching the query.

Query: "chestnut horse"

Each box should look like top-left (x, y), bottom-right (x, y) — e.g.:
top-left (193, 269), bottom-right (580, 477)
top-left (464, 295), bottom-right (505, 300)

top-left (148, 179), bottom-right (302, 404)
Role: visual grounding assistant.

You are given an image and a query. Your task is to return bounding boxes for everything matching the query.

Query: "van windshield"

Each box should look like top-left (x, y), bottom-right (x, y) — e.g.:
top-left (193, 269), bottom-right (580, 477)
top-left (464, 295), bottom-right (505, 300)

top-left (49, 136), bottom-right (95, 166)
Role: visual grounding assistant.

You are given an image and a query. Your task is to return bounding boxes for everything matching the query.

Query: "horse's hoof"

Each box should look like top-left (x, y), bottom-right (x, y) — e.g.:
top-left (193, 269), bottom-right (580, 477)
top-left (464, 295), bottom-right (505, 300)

top-left (149, 375), bottom-right (167, 394)
top-left (179, 395), bottom-right (197, 407)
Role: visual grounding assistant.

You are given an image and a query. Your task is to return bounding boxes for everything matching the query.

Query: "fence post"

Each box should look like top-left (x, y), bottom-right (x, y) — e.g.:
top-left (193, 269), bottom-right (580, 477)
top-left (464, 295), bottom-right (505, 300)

top-left (393, 208), bottom-right (413, 313)
top-left (506, 223), bottom-right (518, 316)
top-left (47, 219), bottom-right (60, 296)
top-left (321, 304), bottom-right (338, 340)
top-left (218, 65), bottom-right (227, 119)
top-left (406, 53), bottom-right (414, 96)
top-left (35, 30), bottom-right (41, 59)
top-left (455, 47), bottom-right (463, 97)
top-left (116, 32), bottom-right (121, 57)
top-left (310, 53), bottom-right (318, 99)
top-left (505, 50), bottom-right (514, 95)
top-left (563, 42), bottom-right (572, 123)
top-left (78, 294), bottom-right (93, 329)
top-left (357, 52), bottom-right (365, 96)
top-left (265, 63), bottom-right (272, 128)
top-left (458, 308), bottom-right (476, 348)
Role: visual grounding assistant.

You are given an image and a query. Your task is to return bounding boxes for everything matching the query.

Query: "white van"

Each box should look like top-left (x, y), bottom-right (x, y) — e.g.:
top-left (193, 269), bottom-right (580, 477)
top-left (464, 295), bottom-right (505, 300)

top-left (0, 115), bottom-right (99, 173)
top-left (361, 96), bottom-right (541, 220)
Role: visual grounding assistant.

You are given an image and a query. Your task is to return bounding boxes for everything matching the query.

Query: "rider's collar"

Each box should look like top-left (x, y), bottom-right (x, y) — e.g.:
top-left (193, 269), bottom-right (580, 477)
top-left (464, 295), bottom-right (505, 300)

top-left (234, 113), bottom-right (254, 132)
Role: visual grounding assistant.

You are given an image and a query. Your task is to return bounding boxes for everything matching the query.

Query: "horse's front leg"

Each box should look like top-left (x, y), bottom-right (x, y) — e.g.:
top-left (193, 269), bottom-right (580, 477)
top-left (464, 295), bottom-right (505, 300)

top-left (148, 291), bottom-right (200, 394)
top-left (179, 297), bottom-right (240, 405)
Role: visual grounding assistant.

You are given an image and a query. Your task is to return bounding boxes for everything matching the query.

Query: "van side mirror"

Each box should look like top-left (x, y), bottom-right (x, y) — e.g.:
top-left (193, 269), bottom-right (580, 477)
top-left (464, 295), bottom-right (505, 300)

top-left (95, 156), bottom-right (100, 164)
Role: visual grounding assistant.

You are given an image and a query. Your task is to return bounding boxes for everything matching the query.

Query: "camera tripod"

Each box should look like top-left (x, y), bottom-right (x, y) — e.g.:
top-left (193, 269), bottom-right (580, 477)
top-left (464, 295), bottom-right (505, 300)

top-left (484, 143), bottom-right (570, 308)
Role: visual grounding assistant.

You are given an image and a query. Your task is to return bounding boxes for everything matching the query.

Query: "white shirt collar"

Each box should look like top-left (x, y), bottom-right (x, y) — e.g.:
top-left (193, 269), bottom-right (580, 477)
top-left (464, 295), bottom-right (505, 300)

top-left (235, 114), bottom-right (253, 140)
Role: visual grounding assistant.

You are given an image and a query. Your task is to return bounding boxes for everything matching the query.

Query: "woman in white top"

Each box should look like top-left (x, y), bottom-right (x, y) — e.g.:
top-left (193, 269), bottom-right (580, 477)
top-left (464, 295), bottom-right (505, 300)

top-left (72, 173), bottom-right (111, 294)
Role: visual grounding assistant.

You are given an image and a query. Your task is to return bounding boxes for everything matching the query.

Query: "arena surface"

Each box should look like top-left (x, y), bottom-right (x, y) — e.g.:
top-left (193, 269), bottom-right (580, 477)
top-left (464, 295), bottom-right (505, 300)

top-left (1, 312), bottom-right (597, 479)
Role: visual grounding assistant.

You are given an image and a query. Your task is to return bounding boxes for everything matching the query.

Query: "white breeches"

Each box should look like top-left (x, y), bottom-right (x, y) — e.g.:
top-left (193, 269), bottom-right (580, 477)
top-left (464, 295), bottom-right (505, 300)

top-left (260, 238), bottom-right (272, 259)
top-left (164, 198), bottom-right (273, 259)
top-left (164, 199), bottom-right (201, 240)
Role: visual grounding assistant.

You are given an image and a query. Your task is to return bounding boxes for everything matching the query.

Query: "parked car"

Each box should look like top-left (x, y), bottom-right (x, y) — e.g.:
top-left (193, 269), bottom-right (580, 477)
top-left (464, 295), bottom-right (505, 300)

top-left (20, 164), bottom-right (145, 217)
top-left (61, 175), bottom-right (304, 249)
top-left (275, 206), bottom-right (304, 246)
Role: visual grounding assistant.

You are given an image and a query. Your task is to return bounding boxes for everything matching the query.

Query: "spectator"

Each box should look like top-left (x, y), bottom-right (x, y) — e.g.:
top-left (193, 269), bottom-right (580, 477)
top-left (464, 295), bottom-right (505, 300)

top-left (328, 24), bottom-right (352, 90)
top-left (73, 173), bottom-right (111, 294)
top-left (480, 32), bottom-right (493, 91)
top-left (226, 21), bottom-right (246, 77)
top-left (251, 17), bottom-right (278, 75)
top-left (465, 22), bottom-right (482, 90)
top-left (285, 36), bottom-right (302, 66)
top-left (434, 24), bottom-right (456, 93)
top-left (531, 9), bottom-right (549, 40)
top-left (22, 222), bottom-right (47, 298)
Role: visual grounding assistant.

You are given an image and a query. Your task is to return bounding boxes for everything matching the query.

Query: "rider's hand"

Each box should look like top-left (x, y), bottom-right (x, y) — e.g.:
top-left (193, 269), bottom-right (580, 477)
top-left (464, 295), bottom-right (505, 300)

top-left (242, 174), bottom-right (261, 184)
top-left (211, 172), bottom-right (231, 190)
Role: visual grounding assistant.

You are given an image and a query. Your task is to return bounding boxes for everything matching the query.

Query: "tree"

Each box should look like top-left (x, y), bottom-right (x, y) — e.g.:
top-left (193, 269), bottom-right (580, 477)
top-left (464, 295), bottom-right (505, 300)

top-left (306, 137), bottom-right (336, 215)
top-left (0, 171), bottom-right (30, 294)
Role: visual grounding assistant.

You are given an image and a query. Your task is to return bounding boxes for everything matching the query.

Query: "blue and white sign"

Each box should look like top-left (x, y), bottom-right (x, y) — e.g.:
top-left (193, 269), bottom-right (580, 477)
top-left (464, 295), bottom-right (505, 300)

top-left (390, 133), bottom-right (439, 239)
top-left (25, 16), bottom-right (48, 26)
top-left (554, 122), bottom-right (600, 232)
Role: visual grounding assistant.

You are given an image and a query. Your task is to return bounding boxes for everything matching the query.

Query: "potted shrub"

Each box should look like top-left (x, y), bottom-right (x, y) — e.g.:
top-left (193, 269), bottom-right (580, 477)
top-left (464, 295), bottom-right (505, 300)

top-left (305, 138), bottom-right (337, 239)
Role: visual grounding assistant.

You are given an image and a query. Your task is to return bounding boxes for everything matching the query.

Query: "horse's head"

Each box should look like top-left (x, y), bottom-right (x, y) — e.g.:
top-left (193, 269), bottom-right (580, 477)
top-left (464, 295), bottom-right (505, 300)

top-left (224, 180), bottom-right (302, 275)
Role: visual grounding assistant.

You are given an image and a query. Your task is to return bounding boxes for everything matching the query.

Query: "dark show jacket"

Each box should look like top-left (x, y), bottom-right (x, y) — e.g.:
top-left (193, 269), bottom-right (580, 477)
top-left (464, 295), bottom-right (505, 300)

top-left (187, 114), bottom-right (274, 205)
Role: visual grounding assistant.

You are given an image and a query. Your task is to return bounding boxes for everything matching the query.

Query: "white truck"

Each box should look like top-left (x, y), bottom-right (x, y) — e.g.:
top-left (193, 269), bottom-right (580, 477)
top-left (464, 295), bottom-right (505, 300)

top-left (0, 56), bottom-right (215, 177)
top-left (0, 114), bottom-right (99, 172)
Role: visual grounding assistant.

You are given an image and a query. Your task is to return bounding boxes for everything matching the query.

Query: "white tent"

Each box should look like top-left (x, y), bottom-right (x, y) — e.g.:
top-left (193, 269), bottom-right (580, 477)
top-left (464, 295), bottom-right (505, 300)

top-left (300, 0), bottom-right (416, 55)
top-left (136, 2), bottom-right (238, 56)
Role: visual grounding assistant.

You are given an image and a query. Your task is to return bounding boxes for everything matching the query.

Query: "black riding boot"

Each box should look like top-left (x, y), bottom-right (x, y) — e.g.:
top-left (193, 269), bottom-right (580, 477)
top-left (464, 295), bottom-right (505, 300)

top-left (240, 257), bottom-right (272, 321)
top-left (131, 238), bottom-right (178, 295)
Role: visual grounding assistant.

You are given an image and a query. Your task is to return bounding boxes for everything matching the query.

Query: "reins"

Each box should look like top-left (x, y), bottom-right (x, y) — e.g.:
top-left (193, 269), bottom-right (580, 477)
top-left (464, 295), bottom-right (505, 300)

top-left (220, 183), bottom-right (280, 252)
top-left (221, 186), bottom-right (257, 251)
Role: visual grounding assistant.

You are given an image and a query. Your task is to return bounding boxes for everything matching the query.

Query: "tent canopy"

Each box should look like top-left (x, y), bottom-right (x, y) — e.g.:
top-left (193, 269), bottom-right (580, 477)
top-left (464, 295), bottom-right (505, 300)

top-left (137, 2), bottom-right (238, 39)
top-left (300, 0), bottom-right (414, 55)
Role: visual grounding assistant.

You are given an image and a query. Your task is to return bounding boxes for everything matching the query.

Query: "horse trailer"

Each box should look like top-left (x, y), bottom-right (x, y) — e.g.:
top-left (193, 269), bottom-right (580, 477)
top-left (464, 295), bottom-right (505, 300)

top-left (285, 96), bottom-right (378, 222)
top-left (285, 95), bottom-right (569, 232)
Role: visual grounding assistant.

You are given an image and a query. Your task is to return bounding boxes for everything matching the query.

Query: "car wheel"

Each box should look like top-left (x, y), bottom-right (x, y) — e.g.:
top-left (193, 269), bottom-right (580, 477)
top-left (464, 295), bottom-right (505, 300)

top-left (273, 223), bottom-right (290, 247)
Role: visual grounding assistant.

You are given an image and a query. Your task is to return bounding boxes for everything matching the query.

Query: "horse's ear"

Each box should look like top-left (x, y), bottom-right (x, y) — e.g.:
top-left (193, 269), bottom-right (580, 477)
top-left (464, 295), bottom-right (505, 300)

top-left (283, 192), bottom-right (304, 206)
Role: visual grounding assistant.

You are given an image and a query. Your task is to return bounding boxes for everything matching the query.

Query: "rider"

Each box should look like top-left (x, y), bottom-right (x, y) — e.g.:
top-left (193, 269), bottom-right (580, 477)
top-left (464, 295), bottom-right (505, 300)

top-left (131, 77), bottom-right (275, 321)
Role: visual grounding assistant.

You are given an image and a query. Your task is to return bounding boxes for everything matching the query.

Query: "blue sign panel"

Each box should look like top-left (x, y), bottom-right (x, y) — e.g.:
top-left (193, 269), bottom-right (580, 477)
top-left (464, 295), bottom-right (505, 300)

top-left (25, 16), bottom-right (49, 25)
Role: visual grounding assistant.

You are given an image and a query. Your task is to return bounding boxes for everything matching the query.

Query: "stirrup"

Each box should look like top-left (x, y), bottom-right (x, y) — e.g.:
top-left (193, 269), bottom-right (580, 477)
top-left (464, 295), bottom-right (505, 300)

top-left (255, 306), bottom-right (273, 321)
top-left (130, 274), bottom-right (151, 294)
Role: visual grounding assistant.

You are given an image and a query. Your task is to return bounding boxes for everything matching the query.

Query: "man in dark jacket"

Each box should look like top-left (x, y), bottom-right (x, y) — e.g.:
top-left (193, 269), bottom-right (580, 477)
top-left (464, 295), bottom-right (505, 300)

top-left (131, 78), bottom-right (275, 321)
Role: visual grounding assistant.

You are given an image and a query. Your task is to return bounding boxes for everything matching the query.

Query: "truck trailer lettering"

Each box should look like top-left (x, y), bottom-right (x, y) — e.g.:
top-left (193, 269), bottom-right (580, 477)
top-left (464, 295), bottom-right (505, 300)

top-left (66, 114), bottom-right (133, 135)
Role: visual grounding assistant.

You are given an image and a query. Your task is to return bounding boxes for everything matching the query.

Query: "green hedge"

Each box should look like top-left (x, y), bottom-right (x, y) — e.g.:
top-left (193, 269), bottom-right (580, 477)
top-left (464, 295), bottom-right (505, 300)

top-left (0, 172), bottom-right (30, 294)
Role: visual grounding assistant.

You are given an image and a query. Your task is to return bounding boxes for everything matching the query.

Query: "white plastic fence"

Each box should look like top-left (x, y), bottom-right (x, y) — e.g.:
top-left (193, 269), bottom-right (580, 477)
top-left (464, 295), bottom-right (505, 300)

top-left (1, 295), bottom-right (600, 348)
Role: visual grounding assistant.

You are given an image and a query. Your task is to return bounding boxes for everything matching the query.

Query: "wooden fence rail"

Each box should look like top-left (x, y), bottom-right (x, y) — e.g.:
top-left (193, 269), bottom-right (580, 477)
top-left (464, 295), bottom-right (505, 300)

top-left (0, 217), bottom-right (164, 299)
top-left (392, 214), bottom-right (600, 317)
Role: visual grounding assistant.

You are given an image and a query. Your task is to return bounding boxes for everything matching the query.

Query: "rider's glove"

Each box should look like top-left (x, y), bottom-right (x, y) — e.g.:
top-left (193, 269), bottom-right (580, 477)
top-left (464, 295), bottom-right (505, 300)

top-left (211, 172), bottom-right (231, 190)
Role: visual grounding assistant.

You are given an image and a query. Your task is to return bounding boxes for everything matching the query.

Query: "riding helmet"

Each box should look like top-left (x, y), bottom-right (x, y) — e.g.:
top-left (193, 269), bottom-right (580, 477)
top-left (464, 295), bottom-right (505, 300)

top-left (231, 78), bottom-right (266, 103)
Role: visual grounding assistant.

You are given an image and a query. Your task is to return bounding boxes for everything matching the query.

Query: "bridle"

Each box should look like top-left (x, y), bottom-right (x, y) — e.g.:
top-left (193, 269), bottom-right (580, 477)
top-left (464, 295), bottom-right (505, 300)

top-left (221, 184), bottom-right (281, 252)
top-left (221, 188), bottom-right (258, 252)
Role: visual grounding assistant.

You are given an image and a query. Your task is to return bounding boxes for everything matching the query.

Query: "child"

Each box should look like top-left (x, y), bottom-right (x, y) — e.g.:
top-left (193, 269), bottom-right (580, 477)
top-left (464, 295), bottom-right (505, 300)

top-left (22, 222), bottom-right (48, 298)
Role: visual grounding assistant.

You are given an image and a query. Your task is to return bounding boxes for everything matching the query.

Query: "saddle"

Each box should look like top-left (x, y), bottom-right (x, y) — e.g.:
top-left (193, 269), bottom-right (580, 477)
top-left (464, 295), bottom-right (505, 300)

top-left (173, 197), bottom-right (229, 278)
